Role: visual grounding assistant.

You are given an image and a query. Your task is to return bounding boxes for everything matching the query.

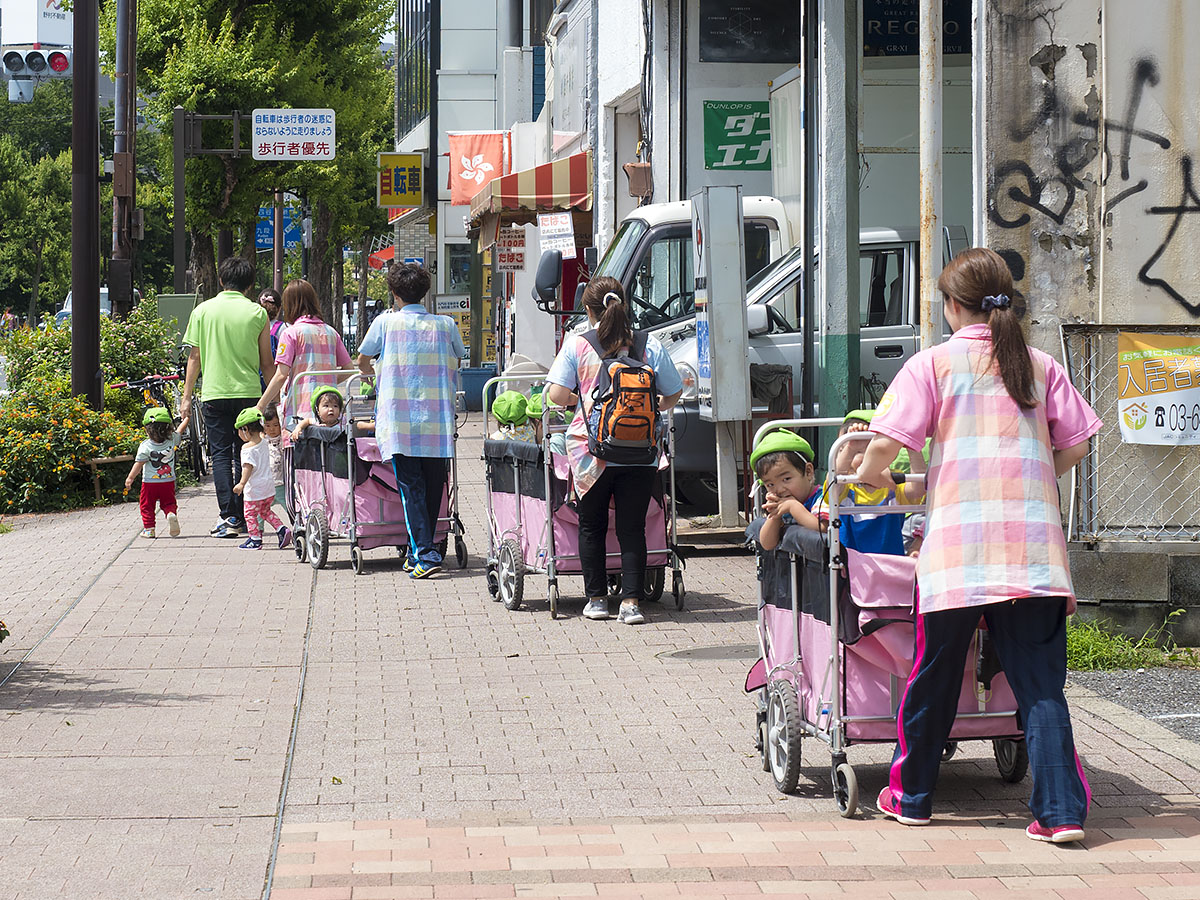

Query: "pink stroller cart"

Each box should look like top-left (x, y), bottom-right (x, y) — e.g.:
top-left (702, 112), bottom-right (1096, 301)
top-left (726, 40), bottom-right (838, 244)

top-left (288, 370), bottom-right (467, 574)
top-left (745, 420), bottom-right (1026, 817)
top-left (481, 375), bottom-right (685, 618)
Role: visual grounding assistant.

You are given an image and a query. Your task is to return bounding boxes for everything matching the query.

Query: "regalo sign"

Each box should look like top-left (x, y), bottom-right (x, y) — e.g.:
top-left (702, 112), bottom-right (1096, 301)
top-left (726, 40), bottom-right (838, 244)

top-left (1117, 332), bottom-right (1200, 445)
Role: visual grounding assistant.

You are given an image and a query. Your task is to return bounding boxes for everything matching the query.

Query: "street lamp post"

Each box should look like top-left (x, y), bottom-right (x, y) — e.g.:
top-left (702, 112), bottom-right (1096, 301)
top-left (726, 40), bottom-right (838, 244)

top-left (71, 0), bottom-right (102, 410)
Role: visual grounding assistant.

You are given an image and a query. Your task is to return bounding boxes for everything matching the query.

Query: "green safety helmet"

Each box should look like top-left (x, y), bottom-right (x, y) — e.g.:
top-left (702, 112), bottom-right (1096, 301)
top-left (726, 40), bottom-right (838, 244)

top-left (843, 408), bottom-right (875, 426)
top-left (311, 385), bottom-right (345, 413)
top-left (234, 407), bottom-right (264, 430)
top-left (526, 391), bottom-right (543, 419)
top-left (492, 390), bottom-right (528, 425)
top-left (749, 429), bottom-right (815, 473)
top-left (142, 407), bottom-right (171, 426)
top-left (894, 438), bottom-right (932, 474)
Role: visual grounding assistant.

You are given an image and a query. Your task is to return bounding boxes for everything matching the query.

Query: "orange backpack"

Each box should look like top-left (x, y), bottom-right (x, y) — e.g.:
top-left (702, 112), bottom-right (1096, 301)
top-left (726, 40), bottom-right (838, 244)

top-left (582, 330), bottom-right (660, 465)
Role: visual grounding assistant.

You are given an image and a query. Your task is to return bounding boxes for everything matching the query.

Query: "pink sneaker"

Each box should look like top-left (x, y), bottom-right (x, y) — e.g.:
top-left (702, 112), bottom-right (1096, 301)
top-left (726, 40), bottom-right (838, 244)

top-left (1025, 820), bottom-right (1085, 843)
top-left (877, 786), bottom-right (930, 826)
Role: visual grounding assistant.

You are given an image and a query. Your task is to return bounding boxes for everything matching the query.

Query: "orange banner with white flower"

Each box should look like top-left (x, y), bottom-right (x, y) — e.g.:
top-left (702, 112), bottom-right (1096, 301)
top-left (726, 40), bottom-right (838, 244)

top-left (448, 132), bottom-right (508, 206)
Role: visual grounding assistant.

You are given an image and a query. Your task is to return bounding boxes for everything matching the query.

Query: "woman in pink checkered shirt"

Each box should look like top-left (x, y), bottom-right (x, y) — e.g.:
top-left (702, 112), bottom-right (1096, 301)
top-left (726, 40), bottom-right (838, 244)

top-left (857, 248), bottom-right (1102, 844)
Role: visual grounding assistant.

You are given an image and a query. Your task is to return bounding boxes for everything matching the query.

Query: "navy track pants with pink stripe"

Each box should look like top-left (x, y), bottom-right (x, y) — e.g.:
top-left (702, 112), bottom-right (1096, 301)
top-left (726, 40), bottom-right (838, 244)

top-left (889, 597), bottom-right (1091, 827)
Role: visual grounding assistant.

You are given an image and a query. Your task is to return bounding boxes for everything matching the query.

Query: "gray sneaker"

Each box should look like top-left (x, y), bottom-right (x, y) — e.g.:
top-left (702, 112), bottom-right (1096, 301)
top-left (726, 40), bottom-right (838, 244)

top-left (582, 598), bottom-right (610, 620)
top-left (617, 603), bottom-right (645, 625)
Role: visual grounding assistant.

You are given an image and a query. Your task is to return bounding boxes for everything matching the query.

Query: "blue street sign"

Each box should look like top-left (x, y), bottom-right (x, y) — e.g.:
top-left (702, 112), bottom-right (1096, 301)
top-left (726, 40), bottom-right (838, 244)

top-left (255, 206), bottom-right (302, 250)
top-left (403, 257), bottom-right (425, 266)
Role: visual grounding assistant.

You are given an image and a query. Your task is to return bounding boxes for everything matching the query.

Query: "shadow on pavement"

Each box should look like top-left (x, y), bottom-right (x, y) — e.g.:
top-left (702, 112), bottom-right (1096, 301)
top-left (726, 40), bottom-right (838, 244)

top-left (0, 662), bottom-right (216, 711)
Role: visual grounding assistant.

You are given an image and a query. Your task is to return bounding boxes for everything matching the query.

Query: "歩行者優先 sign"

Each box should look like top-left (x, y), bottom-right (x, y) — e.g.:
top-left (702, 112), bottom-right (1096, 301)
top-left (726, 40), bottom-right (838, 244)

top-left (538, 212), bottom-right (576, 260)
top-left (252, 109), bottom-right (336, 161)
top-left (703, 100), bottom-right (771, 171)
top-left (1117, 332), bottom-right (1200, 445)
top-left (378, 152), bottom-right (424, 208)
top-left (495, 229), bottom-right (526, 271)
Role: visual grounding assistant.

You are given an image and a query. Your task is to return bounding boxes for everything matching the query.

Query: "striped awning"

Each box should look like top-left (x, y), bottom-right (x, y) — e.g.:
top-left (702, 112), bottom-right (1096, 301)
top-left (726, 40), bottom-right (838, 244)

top-left (468, 151), bottom-right (593, 225)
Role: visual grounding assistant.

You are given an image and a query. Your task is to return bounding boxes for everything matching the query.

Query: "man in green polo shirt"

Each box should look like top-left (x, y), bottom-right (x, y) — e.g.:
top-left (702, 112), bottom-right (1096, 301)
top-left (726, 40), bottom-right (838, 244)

top-left (180, 257), bottom-right (276, 538)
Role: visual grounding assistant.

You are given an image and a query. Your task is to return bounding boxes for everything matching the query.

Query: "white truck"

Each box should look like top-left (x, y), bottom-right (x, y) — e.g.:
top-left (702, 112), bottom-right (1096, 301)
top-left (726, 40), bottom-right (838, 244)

top-left (533, 57), bottom-right (972, 509)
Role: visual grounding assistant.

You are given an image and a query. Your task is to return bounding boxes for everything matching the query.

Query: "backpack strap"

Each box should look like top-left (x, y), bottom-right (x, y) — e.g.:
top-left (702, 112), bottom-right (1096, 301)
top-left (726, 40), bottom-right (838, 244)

top-left (629, 330), bottom-right (649, 363)
top-left (581, 329), bottom-right (606, 359)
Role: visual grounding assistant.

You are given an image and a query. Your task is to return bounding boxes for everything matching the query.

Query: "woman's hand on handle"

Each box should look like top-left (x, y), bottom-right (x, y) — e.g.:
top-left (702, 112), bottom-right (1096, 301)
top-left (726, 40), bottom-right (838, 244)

top-left (856, 435), bottom-right (904, 490)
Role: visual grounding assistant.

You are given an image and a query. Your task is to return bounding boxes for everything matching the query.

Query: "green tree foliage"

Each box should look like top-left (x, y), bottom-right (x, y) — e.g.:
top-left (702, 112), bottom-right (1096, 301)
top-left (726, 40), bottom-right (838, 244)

top-left (115, 1), bottom-right (395, 312)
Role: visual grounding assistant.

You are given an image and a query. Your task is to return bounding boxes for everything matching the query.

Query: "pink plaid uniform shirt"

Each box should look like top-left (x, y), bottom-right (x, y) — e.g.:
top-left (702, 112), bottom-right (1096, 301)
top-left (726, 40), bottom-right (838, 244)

top-left (276, 316), bottom-right (352, 435)
top-left (870, 324), bottom-right (1102, 614)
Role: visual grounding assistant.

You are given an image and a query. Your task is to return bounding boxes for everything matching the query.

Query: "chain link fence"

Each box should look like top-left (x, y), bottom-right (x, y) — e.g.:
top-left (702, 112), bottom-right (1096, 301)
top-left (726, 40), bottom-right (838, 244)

top-left (1062, 324), bottom-right (1200, 543)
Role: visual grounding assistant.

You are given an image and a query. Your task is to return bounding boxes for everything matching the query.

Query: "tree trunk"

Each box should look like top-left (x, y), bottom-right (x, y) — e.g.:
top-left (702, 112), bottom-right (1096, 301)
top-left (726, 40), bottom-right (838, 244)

top-left (28, 238), bottom-right (44, 326)
top-left (190, 230), bottom-right (217, 298)
top-left (332, 249), bottom-right (344, 337)
top-left (310, 200), bottom-right (335, 323)
top-left (357, 236), bottom-right (370, 342)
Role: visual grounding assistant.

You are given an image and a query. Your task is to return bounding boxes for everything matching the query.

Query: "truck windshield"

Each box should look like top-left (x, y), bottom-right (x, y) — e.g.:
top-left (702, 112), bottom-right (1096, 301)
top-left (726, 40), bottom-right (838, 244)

top-left (592, 219), bottom-right (648, 281)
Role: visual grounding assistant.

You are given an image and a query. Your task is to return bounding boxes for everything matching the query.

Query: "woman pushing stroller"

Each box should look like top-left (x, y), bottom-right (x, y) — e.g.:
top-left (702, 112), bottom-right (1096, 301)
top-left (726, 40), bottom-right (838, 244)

top-left (857, 248), bottom-right (1101, 843)
top-left (545, 277), bottom-right (683, 625)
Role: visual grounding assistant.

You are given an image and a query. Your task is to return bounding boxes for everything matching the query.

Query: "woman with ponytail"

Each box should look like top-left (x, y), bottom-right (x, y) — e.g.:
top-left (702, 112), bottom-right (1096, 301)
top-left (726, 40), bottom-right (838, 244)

top-left (856, 248), bottom-right (1101, 842)
top-left (546, 276), bottom-right (683, 625)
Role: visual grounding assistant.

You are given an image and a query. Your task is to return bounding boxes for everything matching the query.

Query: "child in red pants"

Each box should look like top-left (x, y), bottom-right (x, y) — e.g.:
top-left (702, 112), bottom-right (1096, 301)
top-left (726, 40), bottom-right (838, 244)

top-left (125, 407), bottom-right (188, 538)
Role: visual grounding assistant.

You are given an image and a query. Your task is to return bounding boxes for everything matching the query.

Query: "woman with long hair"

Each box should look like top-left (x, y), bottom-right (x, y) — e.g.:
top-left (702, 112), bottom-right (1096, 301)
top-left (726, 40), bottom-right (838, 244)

top-left (545, 276), bottom-right (684, 625)
top-left (257, 279), bottom-right (352, 438)
top-left (857, 248), bottom-right (1101, 842)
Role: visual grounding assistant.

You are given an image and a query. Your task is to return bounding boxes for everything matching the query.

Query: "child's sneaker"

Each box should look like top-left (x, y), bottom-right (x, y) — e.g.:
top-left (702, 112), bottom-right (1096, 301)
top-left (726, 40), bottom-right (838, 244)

top-left (1025, 821), bottom-right (1085, 844)
top-left (238, 537), bottom-right (263, 550)
top-left (167, 512), bottom-right (181, 537)
top-left (140, 528), bottom-right (155, 539)
top-left (277, 526), bottom-right (292, 550)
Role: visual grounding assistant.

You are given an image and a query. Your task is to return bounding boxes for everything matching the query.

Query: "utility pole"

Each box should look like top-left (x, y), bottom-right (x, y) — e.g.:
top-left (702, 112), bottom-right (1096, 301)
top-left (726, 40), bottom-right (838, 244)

top-left (273, 189), bottom-right (285, 291)
top-left (72, 0), bottom-right (102, 409)
top-left (816, 0), bottom-right (860, 417)
top-left (110, 0), bottom-right (138, 318)
top-left (918, 0), bottom-right (944, 349)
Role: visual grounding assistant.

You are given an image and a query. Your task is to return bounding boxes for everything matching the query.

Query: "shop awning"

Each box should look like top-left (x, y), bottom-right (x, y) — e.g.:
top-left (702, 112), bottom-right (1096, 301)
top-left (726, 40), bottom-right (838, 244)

top-left (468, 151), bottom-right (593, 248)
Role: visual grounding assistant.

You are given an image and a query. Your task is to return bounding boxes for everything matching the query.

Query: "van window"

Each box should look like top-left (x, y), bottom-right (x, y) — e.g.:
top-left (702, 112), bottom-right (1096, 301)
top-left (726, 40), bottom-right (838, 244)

top-left (858, 248), bottom-right (905, 328)
top-left (630, 235), bottom-right (693, 329)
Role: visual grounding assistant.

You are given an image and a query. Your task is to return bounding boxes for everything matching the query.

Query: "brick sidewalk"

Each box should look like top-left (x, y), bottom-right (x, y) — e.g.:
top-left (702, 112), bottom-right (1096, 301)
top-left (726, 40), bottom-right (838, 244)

top-left (1, 421), bottom-right (1197, 899)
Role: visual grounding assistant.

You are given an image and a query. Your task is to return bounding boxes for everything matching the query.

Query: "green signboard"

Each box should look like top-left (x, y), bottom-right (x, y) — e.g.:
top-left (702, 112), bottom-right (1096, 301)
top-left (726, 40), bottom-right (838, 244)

top-left (703, 100), bottom-right (771, 171)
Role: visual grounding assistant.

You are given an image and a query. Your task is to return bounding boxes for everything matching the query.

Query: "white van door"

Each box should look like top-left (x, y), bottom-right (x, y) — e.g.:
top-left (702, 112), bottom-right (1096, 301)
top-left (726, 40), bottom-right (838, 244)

top-left (858, 243), bottom-right (918, 404)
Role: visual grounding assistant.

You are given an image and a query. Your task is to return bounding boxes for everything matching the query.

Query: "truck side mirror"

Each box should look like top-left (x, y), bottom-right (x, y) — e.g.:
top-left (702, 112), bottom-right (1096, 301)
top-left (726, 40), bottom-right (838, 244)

top-left (533, 250), bottom-right (563, 310)
top-left (746, 304), bottom-right (769, 336)
top-left (574, 282), bottom-right (586, 308)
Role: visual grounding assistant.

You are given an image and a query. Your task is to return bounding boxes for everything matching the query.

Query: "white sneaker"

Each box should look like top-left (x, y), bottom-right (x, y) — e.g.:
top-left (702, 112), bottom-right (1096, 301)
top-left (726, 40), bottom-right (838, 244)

top-left (140, 528), bottom-right (155, 539)
top-left (582, 598), bottom-right (610, 620)
top-left (167, 513), bottom-right (180, 537)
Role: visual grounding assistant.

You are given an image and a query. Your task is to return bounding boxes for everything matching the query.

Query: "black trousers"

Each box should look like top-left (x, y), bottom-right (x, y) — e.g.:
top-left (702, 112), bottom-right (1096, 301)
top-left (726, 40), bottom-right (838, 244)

top-left (202, 396), bottom-right (258, 524)
top-left (575, 465), bottom-right (656, 600)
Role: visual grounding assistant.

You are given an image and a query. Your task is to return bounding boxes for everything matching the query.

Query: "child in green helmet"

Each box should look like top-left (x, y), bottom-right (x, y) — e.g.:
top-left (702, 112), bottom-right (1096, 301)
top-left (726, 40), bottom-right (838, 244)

top-left (490, 390), bottom-right (538, 444)
top-left (748, 430), bottom-right (824, 551)
top-left (233, 407), bottom-right (291, 550)
top-left (290, 385), bottom-right (347, 442)
top-left (125, 407), bottom-right (189, 539)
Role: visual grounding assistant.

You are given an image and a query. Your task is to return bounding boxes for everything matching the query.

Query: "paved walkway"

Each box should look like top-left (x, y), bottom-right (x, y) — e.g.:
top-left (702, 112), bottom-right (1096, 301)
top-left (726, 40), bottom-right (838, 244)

top-left (1, 422), bottom-right (1197, 899)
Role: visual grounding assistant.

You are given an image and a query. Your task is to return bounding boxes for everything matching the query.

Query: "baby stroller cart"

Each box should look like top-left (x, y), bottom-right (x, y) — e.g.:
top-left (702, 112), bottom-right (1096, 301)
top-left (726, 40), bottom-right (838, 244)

top-left (481, 375), bottom-right (685, 618)
top-left (288, 370), bottom-right (467, 574)
top-left (745, 420), bottom-right (1026, 817)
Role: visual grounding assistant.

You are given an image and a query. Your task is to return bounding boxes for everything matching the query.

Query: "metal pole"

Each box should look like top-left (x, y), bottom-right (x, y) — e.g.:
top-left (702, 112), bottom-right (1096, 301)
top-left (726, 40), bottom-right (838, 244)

top-left (273, 189), bottom-right (285, 291)
top-left (816, 0), bottom-right (860, 417)
top-left (468, 240), bottom-right (483, 368)
top-left (173, 105), bottom-right (186, 293)
top-left (71, 0), bottom-right (102, 409)
top-left (919, 0), bottom-right (943, 349)
top-left (110, 0), bottom-right (135, 317)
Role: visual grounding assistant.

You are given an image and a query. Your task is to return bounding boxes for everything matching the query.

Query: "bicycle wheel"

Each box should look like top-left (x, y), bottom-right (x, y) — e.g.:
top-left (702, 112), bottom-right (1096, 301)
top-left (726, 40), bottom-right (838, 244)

top-left (189, 401), bottom-right (209, 477)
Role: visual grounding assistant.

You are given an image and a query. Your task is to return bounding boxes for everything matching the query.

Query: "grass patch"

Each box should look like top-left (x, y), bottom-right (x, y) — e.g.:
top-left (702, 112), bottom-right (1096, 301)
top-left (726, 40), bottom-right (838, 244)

top-left (0, 519), bottom-right (11, 534)
top-left (1068, 610), bottom-right (1199, 671)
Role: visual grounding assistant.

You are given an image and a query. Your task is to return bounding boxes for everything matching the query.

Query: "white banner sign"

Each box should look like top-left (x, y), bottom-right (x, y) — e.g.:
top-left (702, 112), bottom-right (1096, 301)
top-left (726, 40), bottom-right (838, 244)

top-left (252, 108), bottom-right (336, 161)
top-left (496, 229), bottom-right (527, 271)
top-left (538, 212), bottom-right (576, 260)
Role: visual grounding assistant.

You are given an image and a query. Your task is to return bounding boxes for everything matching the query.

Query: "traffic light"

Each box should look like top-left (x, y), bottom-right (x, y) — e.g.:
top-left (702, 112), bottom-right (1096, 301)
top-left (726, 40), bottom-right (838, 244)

top-left (1, 46), bottom-right (72, 78)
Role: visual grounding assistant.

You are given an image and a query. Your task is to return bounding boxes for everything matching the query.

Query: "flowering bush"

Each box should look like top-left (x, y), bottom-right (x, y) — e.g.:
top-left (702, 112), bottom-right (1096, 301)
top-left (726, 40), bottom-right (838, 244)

top-left (0, 372), bottom-right (143, 513)
top-left (0, 296), bottom-right (177, 394)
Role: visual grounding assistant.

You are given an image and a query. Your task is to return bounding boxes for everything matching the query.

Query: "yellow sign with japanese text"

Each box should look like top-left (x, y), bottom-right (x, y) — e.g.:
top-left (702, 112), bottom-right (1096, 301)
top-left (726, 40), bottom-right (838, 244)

top-left (1117, 332), bottom-right (1200, 444)
top-left (377, 152), bottom-right (424, 208)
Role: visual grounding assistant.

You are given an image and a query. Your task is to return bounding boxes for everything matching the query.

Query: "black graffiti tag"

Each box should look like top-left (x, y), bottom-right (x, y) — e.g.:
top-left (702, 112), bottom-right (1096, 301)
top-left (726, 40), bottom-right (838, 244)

top-left (1139, 155), bottom-right (1200, 316)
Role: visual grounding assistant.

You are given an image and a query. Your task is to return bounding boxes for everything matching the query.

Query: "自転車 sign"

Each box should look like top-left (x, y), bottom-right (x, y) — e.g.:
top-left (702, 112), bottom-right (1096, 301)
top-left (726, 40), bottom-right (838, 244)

top-left (1117, 332), bottom-right (1200, 445)
top-left (378, 152), bottom-right (424, 207)
top-left (252, 109), bottom-right (336, 161)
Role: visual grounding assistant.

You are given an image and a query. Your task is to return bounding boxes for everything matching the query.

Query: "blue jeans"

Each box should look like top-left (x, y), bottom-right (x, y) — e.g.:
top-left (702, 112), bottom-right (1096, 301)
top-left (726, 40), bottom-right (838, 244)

top-left (202, 397), bottom-right (258, 525)
top-left (391, 454), bottom-right (448, 565)
top-left (890, 597), bottom-right (1090, 827)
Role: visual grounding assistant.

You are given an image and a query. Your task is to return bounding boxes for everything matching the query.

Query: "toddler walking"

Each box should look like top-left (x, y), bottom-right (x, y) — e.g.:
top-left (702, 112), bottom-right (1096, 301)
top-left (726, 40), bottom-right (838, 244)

top-left (125, 407), bottom-right (188, 538)
top-left (262, 405), bottom-right (290, 523)
top-left (232, 407), bottom-right (291, 550)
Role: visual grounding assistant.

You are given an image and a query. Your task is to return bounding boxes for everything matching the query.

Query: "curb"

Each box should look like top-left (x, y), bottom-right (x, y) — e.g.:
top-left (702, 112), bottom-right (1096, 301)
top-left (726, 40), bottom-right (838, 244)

top-left (1066, 680), bottom-right (1200, 771)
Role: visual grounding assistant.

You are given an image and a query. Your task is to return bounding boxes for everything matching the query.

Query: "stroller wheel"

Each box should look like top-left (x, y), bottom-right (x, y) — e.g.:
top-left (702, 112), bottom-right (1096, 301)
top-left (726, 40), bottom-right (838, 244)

top-left (454, 535), bottom-right (469, 570)
top-left (758, 719), bottom-right (770, 772)
top-left (548, 582), bottom-right (559, 619)
top-left (607, 575), bottom-right (622, 596)
top-left (766, 681), bottom-right (802, 794)
top-left (993, 738), bottom-right (1029, 783)
top-left (293, 529), bottom-right (307, 563)
top-left (942, 741), bottom-right (959, 763)
top-left (642, 569), bottom-right (665, 605)
top-left (672, 571), bottom-right (686, 610)
top-left (833, 761), bottom-right (859, 818)
top-left (307, 509), bottom-right (329, 570)
top-left (498, 539), bottom-right (524, 611)
top-left (350, 545), bottom-right (365, 575)
top-left (485, 562), bottom-right (501, 599)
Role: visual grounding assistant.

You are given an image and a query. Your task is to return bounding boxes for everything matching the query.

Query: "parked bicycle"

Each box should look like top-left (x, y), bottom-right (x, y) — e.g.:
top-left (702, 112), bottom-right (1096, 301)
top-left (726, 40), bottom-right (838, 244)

top-left (109, 374), bottom-right (209, 478)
